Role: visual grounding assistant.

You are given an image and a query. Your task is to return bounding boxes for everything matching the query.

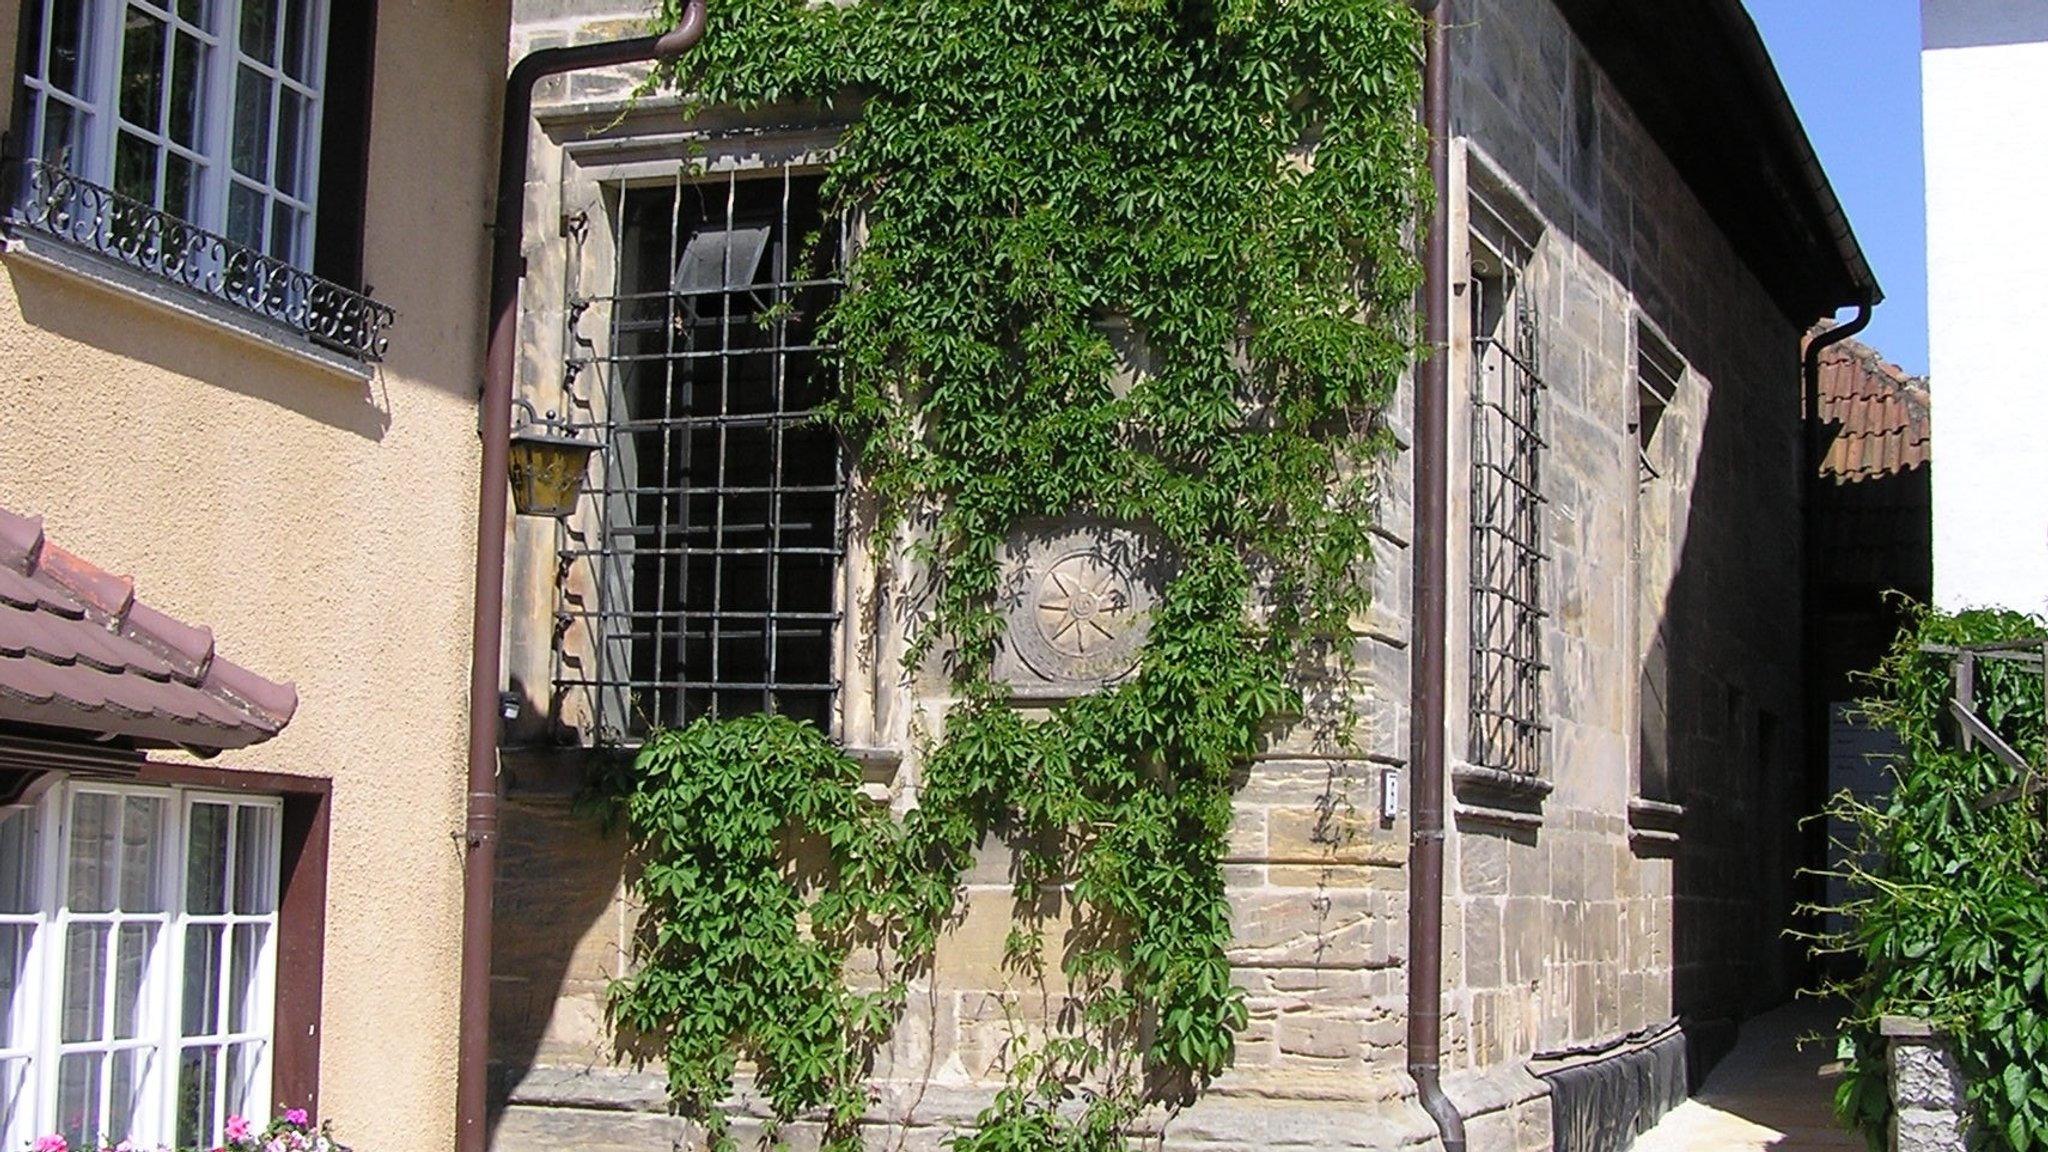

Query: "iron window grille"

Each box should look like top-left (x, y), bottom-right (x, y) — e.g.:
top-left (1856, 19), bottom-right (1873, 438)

top-left (552, 167), bottom-right (846, 742)
top-left (1468, 286), bottom-right (1549, 777)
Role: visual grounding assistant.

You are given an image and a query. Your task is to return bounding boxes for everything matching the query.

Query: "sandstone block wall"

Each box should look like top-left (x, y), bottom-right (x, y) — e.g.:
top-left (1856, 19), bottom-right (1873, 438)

top-left (486, 3), bottom-right (1813, 1150)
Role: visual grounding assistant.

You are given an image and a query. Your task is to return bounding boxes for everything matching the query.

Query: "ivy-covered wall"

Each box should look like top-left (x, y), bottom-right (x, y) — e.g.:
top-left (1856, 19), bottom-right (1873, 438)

top-left (484, 3), bottom-right (1820, 1151)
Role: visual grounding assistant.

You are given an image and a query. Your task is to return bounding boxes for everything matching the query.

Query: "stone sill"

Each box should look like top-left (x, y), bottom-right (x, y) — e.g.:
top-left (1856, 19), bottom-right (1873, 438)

top-left (1452, 763), bottom-right (1550, 831)
top-left (1, 232), bottom-right (373, 383)
top-left (1628, 798), bottom-right (1685, 854)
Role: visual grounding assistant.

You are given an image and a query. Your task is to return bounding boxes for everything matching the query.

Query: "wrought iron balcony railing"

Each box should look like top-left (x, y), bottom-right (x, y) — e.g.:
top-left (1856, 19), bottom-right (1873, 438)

top-left (4, 160), bottom-right (395, 363)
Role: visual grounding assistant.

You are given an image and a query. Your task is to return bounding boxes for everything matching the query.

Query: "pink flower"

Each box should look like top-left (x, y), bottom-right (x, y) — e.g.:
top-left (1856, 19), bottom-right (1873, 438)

top-left (282, 1112), bottom-right (307, 1129)
top-left (225, 1117), bottom-right (251, 1143)
top-left (33, 1136), bottom-right (68, 1152)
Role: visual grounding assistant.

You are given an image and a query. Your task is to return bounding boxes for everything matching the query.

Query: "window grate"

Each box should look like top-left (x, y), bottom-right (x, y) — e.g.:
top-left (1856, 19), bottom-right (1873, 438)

top-left (552, 168), bottom-right (845, 742)
top-left (1469, 291), bottom-right (1549, 776)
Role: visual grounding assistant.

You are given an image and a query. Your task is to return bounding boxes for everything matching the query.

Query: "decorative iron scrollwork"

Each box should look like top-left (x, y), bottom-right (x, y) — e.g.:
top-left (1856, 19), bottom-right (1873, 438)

top-left (5, 160), bottom-right (396, 363)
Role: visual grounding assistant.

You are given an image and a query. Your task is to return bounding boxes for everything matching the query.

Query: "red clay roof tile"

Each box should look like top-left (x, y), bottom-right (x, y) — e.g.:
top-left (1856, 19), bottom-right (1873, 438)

top-left (1809, 330), bottom-right (1930, 484)
top-left (0, 506), bottom-right (296, 754)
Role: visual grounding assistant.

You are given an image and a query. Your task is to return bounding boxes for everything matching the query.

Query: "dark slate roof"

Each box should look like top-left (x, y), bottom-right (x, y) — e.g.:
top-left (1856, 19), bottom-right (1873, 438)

top-left (1815, 334), bottom-right (1929, 484)
top-left (1553, 0), bottom-right (1882, 323)
top-left (0, 507), bottom-right (296, 754)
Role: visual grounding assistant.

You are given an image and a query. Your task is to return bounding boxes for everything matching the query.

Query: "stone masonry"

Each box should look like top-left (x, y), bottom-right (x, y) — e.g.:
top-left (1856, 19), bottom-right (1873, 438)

top-left (1883, 1018), bottom-right (1969, 1152)
top-left (487, 3), bottom-right (1816, 1151)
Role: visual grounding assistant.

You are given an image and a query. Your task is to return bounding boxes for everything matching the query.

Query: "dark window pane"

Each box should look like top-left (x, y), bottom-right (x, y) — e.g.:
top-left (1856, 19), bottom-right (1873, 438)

top-left (232, 64), bottom-right (273, 179)
top-left (114, 128), bottom-right (160, 205)
top-left (239, 0), bottom-right (277, 65)
top-left (47, 0), bottom-right (93, 97)
top-left (119, 8), bottom-right (168, 130)
top-left (227, 180), bottom-right (263, 249)
top-left (186, 802), bottom-right (229, 915)
top-left (169, 31), bottom-right (205, 149)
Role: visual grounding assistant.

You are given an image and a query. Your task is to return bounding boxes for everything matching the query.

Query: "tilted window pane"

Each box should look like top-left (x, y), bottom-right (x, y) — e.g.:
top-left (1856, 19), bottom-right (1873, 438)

top-left (56, 1051), bottom-right (103, 1148)
top-left (113, 923), bottom-right (159, 1040)
top-left (60, 923), bottom-right (109, 1043)
top-left (118, 797), bottom-right (165, 914)
top-left (231, 807), bottom-right (276, 916)
top-left (0, 808), bottom-right (39, 914)
top-left (181, 923), bottom-right (224, 1036)
top-left (186, 802), bottom-right (230, 916)
top-left (67, 793), bottom-right (116, 914)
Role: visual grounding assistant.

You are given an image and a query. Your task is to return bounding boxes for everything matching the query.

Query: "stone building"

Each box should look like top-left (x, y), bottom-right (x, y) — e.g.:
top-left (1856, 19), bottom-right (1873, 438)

top-left (486, 2), bottom-right (1877, 1150)
top-left (0, 2), bottom-right (514, 1151)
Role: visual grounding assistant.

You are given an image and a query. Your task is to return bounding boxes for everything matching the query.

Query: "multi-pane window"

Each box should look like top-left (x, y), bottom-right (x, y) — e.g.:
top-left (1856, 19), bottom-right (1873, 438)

top-left (0, 781), bottom-right (280, 1152)
top-left (555, 168), bottom-right (847, 741)
top-left (1468, 264), bottom-right (1549, 777)
top-left (19, 0), bottom-right (331, 266)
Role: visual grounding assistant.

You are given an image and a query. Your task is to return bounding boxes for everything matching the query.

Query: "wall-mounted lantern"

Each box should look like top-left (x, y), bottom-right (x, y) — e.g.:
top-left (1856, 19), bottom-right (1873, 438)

top-left (507, 399), bottom-right (596, 518)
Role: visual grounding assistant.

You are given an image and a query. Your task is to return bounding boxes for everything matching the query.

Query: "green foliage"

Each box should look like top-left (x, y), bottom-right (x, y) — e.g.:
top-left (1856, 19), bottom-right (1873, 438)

top-left (1823, 606), bottom-right (2048, 1151)
top-left (608, 0), bottom-right (1423, 1147)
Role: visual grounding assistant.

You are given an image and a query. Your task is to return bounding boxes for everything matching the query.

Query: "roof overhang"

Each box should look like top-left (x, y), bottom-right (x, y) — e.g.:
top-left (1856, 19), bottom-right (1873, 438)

top-left (1553, 0), bottom-right (1883, 324)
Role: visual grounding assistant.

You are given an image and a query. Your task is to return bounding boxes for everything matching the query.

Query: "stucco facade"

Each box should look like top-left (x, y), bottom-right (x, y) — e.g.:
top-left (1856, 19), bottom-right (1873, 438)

top-left (0, 2), bottom-right (510, 1149)
top-left (1923, 0), bottom-right (2048, 613)
top-left (485, 3), bottom-right (1855, 1151)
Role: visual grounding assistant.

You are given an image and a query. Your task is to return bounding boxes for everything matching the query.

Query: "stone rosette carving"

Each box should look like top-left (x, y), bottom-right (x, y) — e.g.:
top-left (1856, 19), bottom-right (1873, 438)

top-left (994, 523), bottom-right (1165, 696)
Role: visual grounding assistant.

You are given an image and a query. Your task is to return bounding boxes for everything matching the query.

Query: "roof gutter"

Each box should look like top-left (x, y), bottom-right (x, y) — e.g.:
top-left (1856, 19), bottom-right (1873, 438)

top-left (456, 7), bottom-right (708, 1152)
top-left (1407, 2), bottom-right (1465, 1151)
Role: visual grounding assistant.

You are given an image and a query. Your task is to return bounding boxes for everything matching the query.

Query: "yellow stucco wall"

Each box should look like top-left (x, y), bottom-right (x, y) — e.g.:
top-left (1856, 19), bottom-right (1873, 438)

top-left (0, 0), bottom-right (512, 1147)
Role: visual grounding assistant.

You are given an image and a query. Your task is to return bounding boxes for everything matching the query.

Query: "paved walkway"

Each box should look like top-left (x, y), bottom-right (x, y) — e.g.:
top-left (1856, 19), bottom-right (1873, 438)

top-left (1630, 998), bottom-right (1864, 1152)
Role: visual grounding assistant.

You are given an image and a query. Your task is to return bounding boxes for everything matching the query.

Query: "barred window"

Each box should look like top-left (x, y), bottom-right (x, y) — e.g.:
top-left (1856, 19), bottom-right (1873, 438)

top-left (555, 168), bottom-right (846, 741)
top-left (1467, 268), bottom-right (1548, 777)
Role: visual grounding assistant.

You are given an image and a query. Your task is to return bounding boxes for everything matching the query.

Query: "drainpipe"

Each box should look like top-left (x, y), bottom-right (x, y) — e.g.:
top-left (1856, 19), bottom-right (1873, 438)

top-left (1795, 300), bottom-right (1870, 990)
top-left (456, 7), bottom-right (708, 1152)
top-left (1406, 2), bottom-right (1465, 1151)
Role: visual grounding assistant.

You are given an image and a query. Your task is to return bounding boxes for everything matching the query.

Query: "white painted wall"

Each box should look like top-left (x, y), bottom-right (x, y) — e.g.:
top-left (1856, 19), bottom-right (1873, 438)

top-left (1924, 0), bottom-right (2048, 612)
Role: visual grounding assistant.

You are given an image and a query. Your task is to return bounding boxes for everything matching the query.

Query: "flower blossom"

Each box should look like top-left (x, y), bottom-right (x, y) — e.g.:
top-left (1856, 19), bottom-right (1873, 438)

top-left (282, 1111), bottom-right (307, 1129)
top-left (225, 1117), bottom-right (251, 1144)
top-left (32, 1135), bottom-right (67, 1152)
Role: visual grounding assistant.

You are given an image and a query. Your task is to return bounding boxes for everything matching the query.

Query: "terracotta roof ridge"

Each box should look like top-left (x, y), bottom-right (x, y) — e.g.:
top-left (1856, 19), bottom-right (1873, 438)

top-left (0, 508), bottom-right (43, 575)
top-left (0, 504), bottom-right (299, 751)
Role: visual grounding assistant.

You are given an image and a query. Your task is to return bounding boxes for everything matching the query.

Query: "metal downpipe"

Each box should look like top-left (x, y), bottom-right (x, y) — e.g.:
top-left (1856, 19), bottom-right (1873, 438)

top-left (1406, 1), bottom-right (1465, 1150)
top-left (456, 7), bottom-right (707, 1152)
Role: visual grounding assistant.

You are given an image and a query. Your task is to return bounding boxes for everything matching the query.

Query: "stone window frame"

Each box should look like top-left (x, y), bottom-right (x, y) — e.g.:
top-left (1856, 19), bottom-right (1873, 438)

top-left (1628, 314), bottom-right (1686, 850)
top-left (1450, 140), bottom-right (1555, 830)
top-left (524, 99), bottom-right (904, 761)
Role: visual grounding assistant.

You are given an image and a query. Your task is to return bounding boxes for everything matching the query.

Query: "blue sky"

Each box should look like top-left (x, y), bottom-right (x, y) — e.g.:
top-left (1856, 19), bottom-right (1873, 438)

top-left (1745, 1), bottom-right (1928, 377)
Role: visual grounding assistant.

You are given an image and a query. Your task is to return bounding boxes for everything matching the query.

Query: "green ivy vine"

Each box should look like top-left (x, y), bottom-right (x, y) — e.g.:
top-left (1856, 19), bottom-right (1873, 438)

top-left (604, 2), bottom-right (1424, 1148)
top-left (1823, 606), bottom-right (2048, 1151)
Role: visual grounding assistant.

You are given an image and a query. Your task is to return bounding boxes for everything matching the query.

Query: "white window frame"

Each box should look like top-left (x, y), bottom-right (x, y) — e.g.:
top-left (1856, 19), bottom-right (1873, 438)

top-left (0, 779), bottom-right (281, 1152)
top-left (18, 0), bottom-right (333, 267)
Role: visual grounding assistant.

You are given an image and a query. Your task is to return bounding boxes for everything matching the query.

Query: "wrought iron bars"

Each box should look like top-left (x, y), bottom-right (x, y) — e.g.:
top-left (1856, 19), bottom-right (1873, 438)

top-left (552, 167), bottom-right (846, 742)
top-left (6, 160), bottom-right (394, 362)
top-left (1468, 292), bottom-right (1550, 776)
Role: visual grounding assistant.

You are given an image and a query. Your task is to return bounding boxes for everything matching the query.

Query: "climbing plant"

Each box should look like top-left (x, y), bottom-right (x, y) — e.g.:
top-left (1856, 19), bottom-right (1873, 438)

top-left (1822, 606), bottom-right (2048, 1152)
top-left (603, 1), bottom-right (1424, 1148)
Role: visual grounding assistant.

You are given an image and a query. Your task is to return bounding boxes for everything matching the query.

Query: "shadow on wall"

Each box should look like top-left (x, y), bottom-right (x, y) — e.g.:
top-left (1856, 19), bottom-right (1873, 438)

top-left (1633, 285), bottom-right (1814, 1056)
top-left (4, 260), bottom-right (395, 440)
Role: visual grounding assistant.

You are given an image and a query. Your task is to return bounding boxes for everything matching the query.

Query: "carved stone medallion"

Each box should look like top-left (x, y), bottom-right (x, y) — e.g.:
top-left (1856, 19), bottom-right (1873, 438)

top-left (995, 523), bottom-right (1164, 696)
